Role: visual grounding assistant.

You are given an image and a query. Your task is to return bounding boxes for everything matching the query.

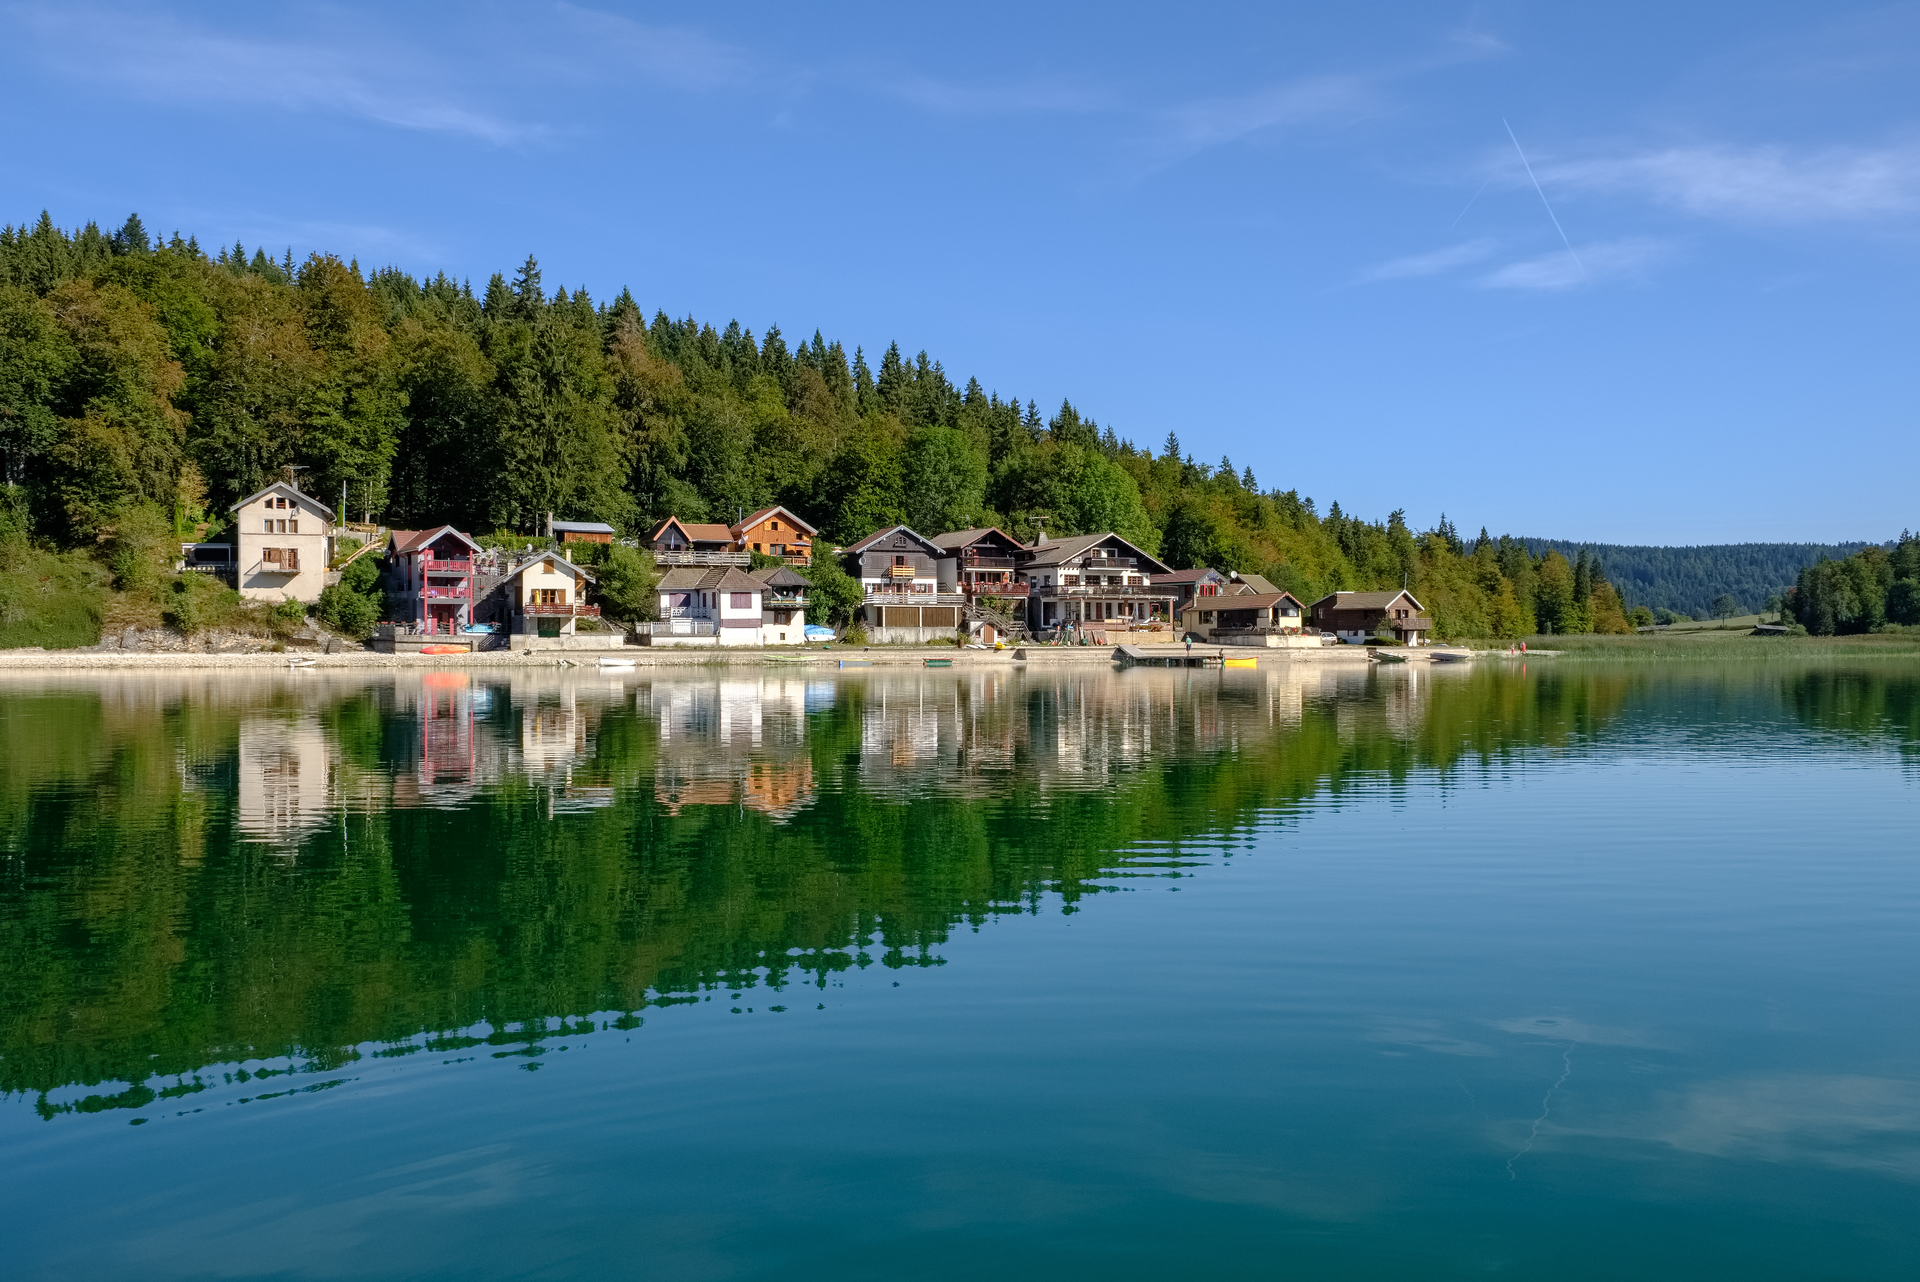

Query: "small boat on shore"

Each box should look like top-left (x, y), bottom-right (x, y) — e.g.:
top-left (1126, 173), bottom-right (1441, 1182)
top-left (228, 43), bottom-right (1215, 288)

top-left (1371, 649), bottom-right (1408, 664)
top-left (1430, 648), bottom-right (1474, 664)
top-left (838, 659), bottom-right (872, 668)
top-left (924, 657), bottom-right (953, 668)
top-left (597, 657), bottom-right (636, 669)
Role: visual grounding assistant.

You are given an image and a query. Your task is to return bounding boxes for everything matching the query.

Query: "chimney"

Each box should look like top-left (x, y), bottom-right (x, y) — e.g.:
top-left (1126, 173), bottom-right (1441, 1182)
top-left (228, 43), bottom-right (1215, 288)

top-left (1031, 521), bottom-right (1047, 548)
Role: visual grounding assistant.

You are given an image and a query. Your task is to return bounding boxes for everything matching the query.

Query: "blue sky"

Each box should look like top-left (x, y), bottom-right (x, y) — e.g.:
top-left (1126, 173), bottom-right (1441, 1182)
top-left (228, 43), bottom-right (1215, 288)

top-left (3, 2), bottom-right (1916, 543)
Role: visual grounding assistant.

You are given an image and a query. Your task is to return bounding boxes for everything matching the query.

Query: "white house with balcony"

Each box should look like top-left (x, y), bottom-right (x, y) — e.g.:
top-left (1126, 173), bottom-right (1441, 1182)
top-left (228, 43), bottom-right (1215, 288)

top-left (230, 482), bottom-right (335, 603)
top-left (1017, 530), bottom-right (1176, 637)
top-left (653, 566), bottom-right (768, 646)
top-left (497, 551), bottom-right (598, 640)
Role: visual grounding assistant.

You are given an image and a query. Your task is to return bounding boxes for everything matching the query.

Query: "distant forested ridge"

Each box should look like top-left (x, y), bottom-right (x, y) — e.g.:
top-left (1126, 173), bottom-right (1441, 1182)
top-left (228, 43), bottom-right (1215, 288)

top-left (1521, 540), bottom-right (1876, 618)
top-left (0, 210), bottom-right (1890, 645)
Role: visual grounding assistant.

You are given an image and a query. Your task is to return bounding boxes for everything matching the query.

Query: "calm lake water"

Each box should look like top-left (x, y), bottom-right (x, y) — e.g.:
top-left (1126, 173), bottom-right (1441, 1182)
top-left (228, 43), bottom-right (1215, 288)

top-left (2, 660), bottom-right (1917, 1280)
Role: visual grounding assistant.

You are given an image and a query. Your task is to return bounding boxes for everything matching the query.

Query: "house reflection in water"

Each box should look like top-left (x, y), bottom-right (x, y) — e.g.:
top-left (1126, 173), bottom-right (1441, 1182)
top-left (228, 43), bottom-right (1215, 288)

top-left (235, 711), bottom-right (334, 848)
top-left (648, 676), bottom-right (818, 821)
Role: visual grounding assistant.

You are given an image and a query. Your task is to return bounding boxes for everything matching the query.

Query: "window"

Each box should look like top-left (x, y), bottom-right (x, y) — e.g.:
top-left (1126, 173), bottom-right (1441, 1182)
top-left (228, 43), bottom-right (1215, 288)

top-left (1200, 584), bottom-right (1217, 596)
top-left (289, 520), bottom-right (298, 534)
top-left (264, 547), bottom-right (282, 565)
top-left (531, 588), bottom-right (564, 606)
top-left (894, 555), bottom-right (906, 566)
top-left (730, 592), bottom-right (753, 609)
top-left (262, 518), bottom-right (272, 533)
top-left (1200, 611), bottom-right (1215, 623)
top-left (753, 543), bottom-right (762, 552)
top-left (770, 520), bottom-right (780, 531)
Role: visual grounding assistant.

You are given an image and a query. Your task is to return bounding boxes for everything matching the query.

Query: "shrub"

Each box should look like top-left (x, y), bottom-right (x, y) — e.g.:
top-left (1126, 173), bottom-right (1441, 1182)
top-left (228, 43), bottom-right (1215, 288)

top-left (161, 573), bottom-right (240, 634)
top-left (317, 580), bottom-right (380, 638)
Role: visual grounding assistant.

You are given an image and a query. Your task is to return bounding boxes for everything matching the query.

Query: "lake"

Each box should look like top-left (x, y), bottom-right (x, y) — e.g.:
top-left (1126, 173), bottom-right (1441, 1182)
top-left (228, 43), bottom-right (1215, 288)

top-left (2, 660), bottom-right (1916, 1280)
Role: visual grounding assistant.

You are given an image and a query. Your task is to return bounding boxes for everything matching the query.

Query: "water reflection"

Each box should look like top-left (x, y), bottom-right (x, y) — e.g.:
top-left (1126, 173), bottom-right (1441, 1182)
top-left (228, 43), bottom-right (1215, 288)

top-left (1, 660), bottom-right (1915, 1113)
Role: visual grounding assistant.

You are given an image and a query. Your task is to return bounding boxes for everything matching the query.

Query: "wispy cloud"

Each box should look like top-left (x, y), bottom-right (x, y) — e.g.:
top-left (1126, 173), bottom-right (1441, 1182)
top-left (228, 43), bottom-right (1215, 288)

top-left (1149, 73), bottom-right (1381, 159)
top-left (1361, 238), bottom-right (1499, 282)
top-left (558, 4), bottom-right (759, 93)
top-left (13, 5), bottom-right (537, 144)
top-left (1479, 237), bottom-right (1669, 291)
top-left (881, 73), bottom-right (1114, 117)
top-left (1540, 143), bottom-right (1920, 223)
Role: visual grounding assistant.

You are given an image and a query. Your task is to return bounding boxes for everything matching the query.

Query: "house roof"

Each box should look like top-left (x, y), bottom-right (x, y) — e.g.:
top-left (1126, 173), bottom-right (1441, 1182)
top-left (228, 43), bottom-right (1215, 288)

top-left (1214, 591), bottom-right (1306, 612)
top-left (927, 527), bottom-right (1021, 552)
top-left (732, 506), bottom-right (818, 537)
top-left (1310, 589), bottom-right (1426, 612)
top-left (551, 520), bottom-right (616, 535)
top-left (387, 525), bottom-right (482, 555)
top-left (228, 481), bottom-right (336, 520)
top-left (649, 516), bottom-right (736, 545)
top-left (503, 550), bottom-right (593, 583)
top-left (1023, 531), bottom-right (1171, 574)
top-left (1230, 572), bottom-right (1281, 595)
top-left (843, 525), bottom-right (943, 556)
top-left (752, 566), bottom-right (812, 588)
top-left (657, 566), bottom-right (766, 593)
top-left (1151, 567), bottom-right (1227, 584)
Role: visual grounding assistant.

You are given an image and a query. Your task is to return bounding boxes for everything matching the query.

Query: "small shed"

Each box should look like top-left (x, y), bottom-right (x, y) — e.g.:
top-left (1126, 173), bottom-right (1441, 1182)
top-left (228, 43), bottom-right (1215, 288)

top-left (550, 519), bottom-right (615, 545)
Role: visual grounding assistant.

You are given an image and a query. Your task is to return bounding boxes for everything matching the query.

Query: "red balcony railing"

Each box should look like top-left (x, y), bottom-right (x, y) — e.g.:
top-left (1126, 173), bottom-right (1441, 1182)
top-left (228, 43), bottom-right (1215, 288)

top-left (423, 557), bottom-right (471, 573)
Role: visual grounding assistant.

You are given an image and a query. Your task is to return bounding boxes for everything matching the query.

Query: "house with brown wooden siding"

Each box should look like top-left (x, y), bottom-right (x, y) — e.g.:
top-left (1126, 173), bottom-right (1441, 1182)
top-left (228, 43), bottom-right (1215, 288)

top-left (1310, 589), bottom-right (1433, 645)
top-left (842, 525), bottom-right (963, 642)
top-left (731, 506), bottom-right (816, 566)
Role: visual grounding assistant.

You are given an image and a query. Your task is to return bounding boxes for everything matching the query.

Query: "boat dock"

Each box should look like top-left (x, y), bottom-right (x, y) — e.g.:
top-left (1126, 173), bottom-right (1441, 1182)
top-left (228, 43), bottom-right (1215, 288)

top-left (1116, 645), bottom-right (1232, 669)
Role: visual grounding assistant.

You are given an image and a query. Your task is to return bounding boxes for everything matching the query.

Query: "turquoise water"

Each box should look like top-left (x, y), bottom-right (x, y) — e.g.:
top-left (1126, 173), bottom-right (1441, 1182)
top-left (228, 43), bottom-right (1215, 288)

top-left (1, 662), bottom-right (1916, 1278)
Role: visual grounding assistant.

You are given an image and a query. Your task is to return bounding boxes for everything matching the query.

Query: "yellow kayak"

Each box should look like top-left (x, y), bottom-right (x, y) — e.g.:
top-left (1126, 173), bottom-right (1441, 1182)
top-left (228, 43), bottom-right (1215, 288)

top-left (1222, 656), bottom-right (1257, 669)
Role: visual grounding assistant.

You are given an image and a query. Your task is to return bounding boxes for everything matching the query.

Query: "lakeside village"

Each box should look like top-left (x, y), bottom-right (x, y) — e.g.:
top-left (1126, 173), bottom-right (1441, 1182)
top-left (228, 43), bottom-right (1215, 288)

top-left (197, 481), bottom-right (1437, 654)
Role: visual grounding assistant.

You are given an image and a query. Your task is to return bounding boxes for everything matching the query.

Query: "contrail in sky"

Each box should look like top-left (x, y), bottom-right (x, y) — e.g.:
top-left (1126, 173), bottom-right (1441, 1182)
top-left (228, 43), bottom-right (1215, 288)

top-left (1503, 119), bottom-right (1584, 277)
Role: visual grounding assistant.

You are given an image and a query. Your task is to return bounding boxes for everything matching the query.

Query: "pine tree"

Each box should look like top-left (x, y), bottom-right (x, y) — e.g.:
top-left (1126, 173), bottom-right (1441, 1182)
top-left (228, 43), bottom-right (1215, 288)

top-left (510, 255), bottom-right (543, 318)
top-left (852, 346), bottom-right (875, 415)
top-left (112, 213), bottom-right (149, 256)
top-left (1162, 431), bottom-right (1180, 459)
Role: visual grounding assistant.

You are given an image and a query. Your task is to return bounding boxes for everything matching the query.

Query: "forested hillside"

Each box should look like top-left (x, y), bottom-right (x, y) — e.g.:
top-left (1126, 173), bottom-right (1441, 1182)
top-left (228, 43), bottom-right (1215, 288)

top-left (0, 210), bottom-right (1865, 645)
top-left (1523, 539), bottom-right (1875, 618)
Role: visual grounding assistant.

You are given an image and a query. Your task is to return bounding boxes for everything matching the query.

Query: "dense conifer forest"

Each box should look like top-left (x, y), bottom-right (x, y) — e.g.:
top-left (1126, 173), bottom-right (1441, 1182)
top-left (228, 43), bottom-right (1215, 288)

top-left (1523, 539), bottom-right (1875, 619)
top-left (0, 211), bottom-right (1882, 644)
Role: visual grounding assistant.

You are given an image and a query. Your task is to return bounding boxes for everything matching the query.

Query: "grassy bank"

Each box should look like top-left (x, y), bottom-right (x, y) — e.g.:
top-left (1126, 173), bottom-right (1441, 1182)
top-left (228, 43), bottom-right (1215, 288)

top-left (0, 544), bottom-right (110, 649)
top-left (1476, 630), bottom-right (1920, 660)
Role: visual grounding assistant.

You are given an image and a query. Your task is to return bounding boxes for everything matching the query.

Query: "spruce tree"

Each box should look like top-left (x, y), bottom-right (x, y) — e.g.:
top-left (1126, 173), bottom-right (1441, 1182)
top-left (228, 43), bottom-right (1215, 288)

top-left (511, 255), bottom-right (543, 318)
top-left (111, 213), bottom-right (149, 255)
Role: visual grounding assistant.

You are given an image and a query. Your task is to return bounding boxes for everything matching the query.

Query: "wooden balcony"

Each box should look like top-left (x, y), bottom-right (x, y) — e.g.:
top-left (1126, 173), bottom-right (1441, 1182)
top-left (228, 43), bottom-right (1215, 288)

top-left (964, 580), bottom-right (1029, 597)
top-left (523, 602), bottom-right (600, 617)
top-left (654, 550), bottom-right (750, 567)
top-left (1036, 583), bottom-right (1173, 599)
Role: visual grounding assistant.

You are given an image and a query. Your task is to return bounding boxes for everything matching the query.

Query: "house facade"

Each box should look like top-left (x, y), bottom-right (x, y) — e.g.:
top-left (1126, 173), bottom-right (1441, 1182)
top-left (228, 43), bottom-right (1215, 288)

top-left (648, 518), bottom-right (746, 566)
top-left (386, 526), bottom-right (483, 636)
top-left (1310, 590), bottom-right (1434, 645)
top-left (1019, 531), bottom-right (1175, 635)
top-left (1152, 567), bottom-right (1232, 624)
top-left (655, 566), bottom-right (769, 646)
top-left (229, 483), bottom-right (335, 603)
top-left (930, 528), bottom-right (1030, 608)
top-left (843, 525), bottom-right (964, 642)
top-left (753, 565), bottom-right (811, 644)
top-left (495, 552), bottom-right (598, 637)
top-left (732, 506), bottom-right (816, 566)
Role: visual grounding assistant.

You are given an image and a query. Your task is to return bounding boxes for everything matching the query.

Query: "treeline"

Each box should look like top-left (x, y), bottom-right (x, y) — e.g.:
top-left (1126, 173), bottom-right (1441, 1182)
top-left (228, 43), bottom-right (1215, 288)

top-left (1523, 538), bottom-right (1873, 619)
top-left (6, 210), bottom-right (1644, 639)
top-left (1786, 534), bottom-right (1920, 635)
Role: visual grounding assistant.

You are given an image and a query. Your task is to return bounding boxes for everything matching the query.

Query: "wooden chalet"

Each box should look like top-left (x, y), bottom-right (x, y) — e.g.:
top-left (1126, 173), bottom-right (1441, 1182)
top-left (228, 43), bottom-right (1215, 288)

top-left (1310, 589), bottom-right (1433, 645)
top-left (1018, 530), bottom-right (1175, 634)
top-left (928, 527), bottom-right (1029, 602)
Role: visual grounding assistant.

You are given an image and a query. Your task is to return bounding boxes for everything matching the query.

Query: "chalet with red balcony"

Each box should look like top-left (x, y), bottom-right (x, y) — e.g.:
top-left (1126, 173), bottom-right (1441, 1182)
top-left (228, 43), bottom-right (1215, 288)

top-left (1152, 567), bottom-right (1233, 620)
top-left (1018, 530), bottom-right (1175, 635)
top-left (1310, 589), bottom-right (1433, 645)
top-left (386, 526), bottom-right (482, 636)
top-left (929, 528), bottom-right (1030, 603)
